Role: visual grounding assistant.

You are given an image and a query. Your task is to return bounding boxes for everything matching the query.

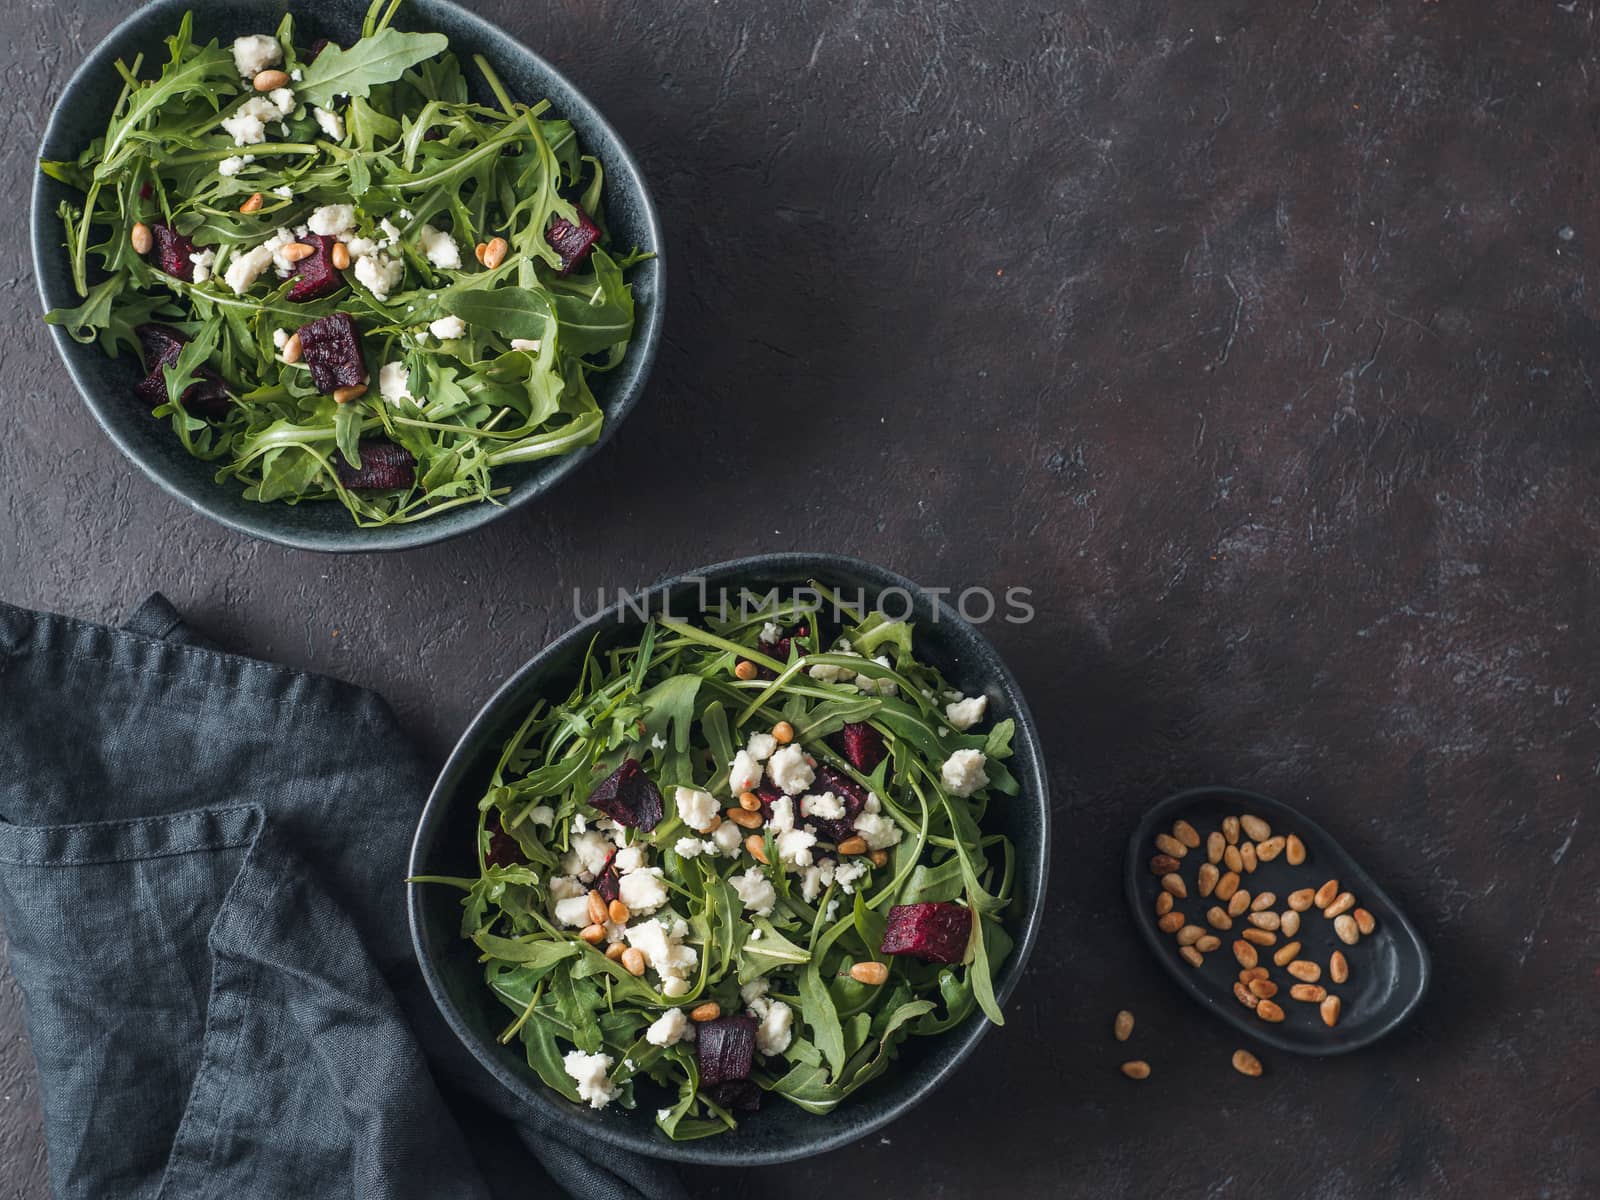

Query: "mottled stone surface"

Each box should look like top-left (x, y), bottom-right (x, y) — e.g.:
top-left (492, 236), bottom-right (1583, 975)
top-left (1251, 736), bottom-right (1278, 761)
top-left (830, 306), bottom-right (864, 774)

top-left (3, 1), bottom-right (1598, 1197)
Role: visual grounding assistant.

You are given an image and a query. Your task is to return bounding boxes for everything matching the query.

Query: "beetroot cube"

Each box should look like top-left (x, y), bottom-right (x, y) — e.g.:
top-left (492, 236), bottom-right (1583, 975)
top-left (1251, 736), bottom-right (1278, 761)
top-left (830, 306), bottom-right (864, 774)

top-left (131, 323), bottom-right (231, 417)
top-left (802, 765), bottom-right (867, 843)
top-left (880, 902), bottom-right (972, 964)
top-left (754, 620), bottom-right (808, 680)
top-left (149, 222), bottom-right (196, 281)
top-left (546, 207), bottom-right (601, 275)
top-left (587, 758), bottom-right (664, 831)
top-left (707, 1078), bottom-right (761, 1112)
top-left (333, 441), bottom-right (415, 490)
top-left (297, 311), bottom-right (367, 394)
top-left (286, 234), bottom-right (344, 301)
top-left (696, 1015), bottom-right (756, 1087)
top-left (594, 850), bottom-right (622, 903)
top-left (485, 819), bottom-right (523, 868)
top-left (833, 722), bottom-right (886, 773)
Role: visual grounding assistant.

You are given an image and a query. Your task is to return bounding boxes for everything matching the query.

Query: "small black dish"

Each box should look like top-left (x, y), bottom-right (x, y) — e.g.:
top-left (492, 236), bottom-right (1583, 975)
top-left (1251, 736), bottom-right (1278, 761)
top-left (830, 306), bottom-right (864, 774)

top-left (1125, 786), bottom-right (1429, 1055)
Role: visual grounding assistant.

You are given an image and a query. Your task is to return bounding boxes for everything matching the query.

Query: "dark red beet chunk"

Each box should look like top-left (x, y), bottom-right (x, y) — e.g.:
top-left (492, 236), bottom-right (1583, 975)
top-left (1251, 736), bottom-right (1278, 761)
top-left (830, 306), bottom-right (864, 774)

top-left (594, 850), bottom-right (622, 903)
top-left (586, 758), bottom-right (665, 832)
top-left (297, 311), bottom-right (367, 394)
top-left (754, 620), bottom-right (808, 680)
top-left (485, 820), bottom-right (523, 868)
top-left (801, 765), bottom-right (868, 843)
top-left (286, 234), bottom-right (344, 301)
top-left (149, 222), bottom-right (196, 281)
top-left (833, 722), bottom-right (886, 773)
top-left (880, 902), bottom-right (972, 964)
top-left (546, 207), bottom-right (601, 275)
top-left (333, 441), bottom-right (415, 490)
top-left (132, 323), bottom-right (231, 417)
top-left (706, 1078), bottom-right (761, 1112)
top-left (696, 1015), bottom-right (757, 1087)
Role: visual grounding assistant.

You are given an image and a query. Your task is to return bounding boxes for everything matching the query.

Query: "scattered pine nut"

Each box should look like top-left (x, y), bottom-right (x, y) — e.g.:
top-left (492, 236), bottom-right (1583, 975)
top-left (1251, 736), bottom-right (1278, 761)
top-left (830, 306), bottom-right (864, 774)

top-left (473, 241), bottom-right (488, 265)
top-left (1287, 888), bottom-right (1316, 912)
top-left (1240, 814), bottom-right (1272, 841)
top-left (745, 834), bottom-right (769, 864)
top-left (1224, 844), bottom-right (1244, 873)
top-left (1232, 1049), bottom-right (1264, 1077)
top-left (1314, 879), bottom-right (1340, 909)
top-left (772, 721), bottom-right (795, 744)
top-left (253, 68), bottom-right (290, 91)
top-left (1281, 910), bottom-right (1301, 938)
top-left (738, 790), bottom-right (761, 811)
top-left (1155, 891), bottom-right (1174, 916)
top-left (281, 332), bottom-right (303, 363)
top-left (1226, 889), bottom-right (1251, 917)
top-left (1120, 1060), bottom-right (1151, 1080)
top-left (1250, 891), bottom-right (1277, 912)
top-left (690, 1001), bottom-right (722, 1021)
top-left (1222, 815), bottom-right (1241, 845)
top-left (1333, 914), bottom-right (1361, 945)
top-left (1155, 833), bottom-right (1188, 859)
top-left (621, 947), bottom-right (647, 976)
top-left (1150, 854), bottom-right (1181, 875)
top-left (586, 891), bottom-right (608, 926)
top-left (734, 660), bottom-right (758, 680)
top-left (605, 941), bottom-right (626, 961)
top-left (836, 835), bottom-right (868, 856)
top-left (1354, 908), bottom-right (1376, 935)
top-left (1247, 911), bottom-right (1281, 932)
top-left (1114, 1010), bottom-right (1135, 1042)
top-left (1273, 941), bottom-right (1303, 967)
top-left (726, 807), bottom-right (761, 829)
top-left (1179, 945), bottom-right (1204, 967)
top-left (280, 241), bottom-right (315, 262)
top-left (1329, 951), bottom-right (1350, 984)
top-left (1234, 982), bottom-right (1260, 1009)
top-left (1256, 999), bottom-right (1286, 1023)
top-left (851, 961), bottom-right (889, 985)
top-left (1176, 925), bottom-right (1205, 946)
top-left (1172, 819), bottom-right (1201, 849)
top-left (1320, 994), bottom-right (1342, 1027)
top-left (1197, 862), bottom-right (1219, 897)
top-left (331, 241), bottom-right (351, 269)
top-left (332, 383), bottom-right (367, 403)
top-left (239, 191), bottom-right (264, 213)
top-left (1157, 911), bottom-right (1185, 934)
top-left (1161, 873), bottom-right (1187, 898)
top-left (1239, 966), bottom-right (1268, 983)
top-left (1215, 872), bottom-right (1241, 902)
top-left (482, 236), bottom-right (509, 269)
top-left (1195, 934), bottom-right (1220, 953)
top-left (1206, 906), bottom-right (1232, 931)
top-left (579, 923), bottom-right (605, 945)
top-left (1285, 834), bottom-right (1306, 865)
top-left (1290, 983), bottom-right (1327, 1003)
top-left (607, 898), bottom-right (630, 925)
top-left (869, 849), bottom-right (889, 867)
top-left (130, 222), bottom-right (152, 254)
top-left (1239, 842), bottom-right (1258, 874)
top-left (1241, 928), bottom-right (1277, 947)
top-left (1206, 831), bottom-right (1226, 863)
top-left (1233, 940), bottom-right (1259, 969)
top-left (1324, 892), bottom-right (1356, 920)
top-left (1248, 978), bottom-right (1278, 999)
top-left (1286, 959), bottom-right (1322, 983)
top-left (1256, 836), bottom-right (1286, 861)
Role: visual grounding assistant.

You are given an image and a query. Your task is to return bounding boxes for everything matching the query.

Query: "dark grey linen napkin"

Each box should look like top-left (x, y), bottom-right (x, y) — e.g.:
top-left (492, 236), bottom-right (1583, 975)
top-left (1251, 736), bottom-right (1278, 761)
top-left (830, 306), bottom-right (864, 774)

top-left (0, 596), bottom-right (685, 1200)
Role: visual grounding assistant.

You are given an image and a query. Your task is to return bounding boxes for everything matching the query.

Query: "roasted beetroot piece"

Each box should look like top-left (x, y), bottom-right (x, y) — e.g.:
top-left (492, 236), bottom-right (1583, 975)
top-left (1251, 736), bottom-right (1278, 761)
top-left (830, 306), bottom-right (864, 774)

top-left (593, 851), bottom-right (622, 904)
top-left (706, 1078), bottom-right (761, 1112)
top-left (800, 765), bottom-right (867, 843)
top-left (587, 758), bottom-right (664, 832)
top-left (298, 311), bottom-right (367, 394)
top-left (753, 620), bottom-right (808, 680)
top-left (149, 222), bottom-right (196, 281)
top-left (333, 440), bottom-right (416, 490)
top-left (131, 323), bottom-right (231, 417)
top-left (696, 1016), bottom-right (757, 1088)
top-left (485, 820), bottom-right (523, 868)
top-left (286, 234), bottom-right (344, 301)
top-left (546, 207), bottom-right (601, 275)
top-left (880, 902), bottom-right (972, 964)
top-left (833, 722), bottom-right (886, 773)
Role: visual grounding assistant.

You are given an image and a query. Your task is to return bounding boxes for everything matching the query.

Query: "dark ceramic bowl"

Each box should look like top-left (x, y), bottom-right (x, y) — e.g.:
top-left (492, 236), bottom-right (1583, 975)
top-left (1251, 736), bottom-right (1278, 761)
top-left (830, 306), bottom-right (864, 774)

top-left (408, 554), bottom-right (1051, 1164)
top-left (32, 0), bottom-right (663, 553)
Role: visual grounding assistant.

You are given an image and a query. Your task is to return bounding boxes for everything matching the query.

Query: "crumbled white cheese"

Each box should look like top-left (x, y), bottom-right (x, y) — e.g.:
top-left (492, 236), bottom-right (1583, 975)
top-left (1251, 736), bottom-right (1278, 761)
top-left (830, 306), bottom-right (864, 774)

top-left (766, 744), bottom-right (814, 795)
top-left (661, 976), bottom-right (690, 997)
top-left (674, 786), bottom-right (719, 833)
top-left (547, 874), bottom-right (585, 900)
top-left (353, 253), bottom-right (404, 301)
top-left (561, 830), bottom-right (613, 878)
top-left (223, 244), bottom-right (275, 295)
top-left (800, 792), bottom-right (845, 821)
top-left (645, 1009), bottom-right (690, 1048)
top-left (562, 1050), bottom-right (618, 1109)
top-left (940, 748), bottom-right (990, 798)
top-left (852, 810), bottom-right (903, 851)
top-left (710, 822), bottom-right (744, 857)
top-left (731, 867), bottom-right (776, 916)
top-left (752, 998), bottom-right (793, 1056)
top-left (833, 860), bottom-right (870, 894)
top-left (740, 977), bottom-right (768, 1005)
top-left (864, 791), bottom-right (881, 814)
top-left (945, 694), bottom-right (988, 731)
top-left (626, 915), bottom-right (698, 985)
top-left (650, 732), bottom-right (667, 751)
top-left (272, 328), bottom-right (290, 350)
top-left (313, 106), bottom-right (345, 141)
top-left (553, 895), bottom-right (593, 928)
top-left (189, 249), bottom-right (215, 285)
top-left (428, 315), bottom-right (466, 340)
top-left (218, 154), bottom-right (254, 177)
top-left (263, 227), bottom-right (301, 277)
top-left (344, 236), bottom-right (379, 257)
top-left (510, 338), bottom-right (542, 352)
top-left (221, 96), bottom-right (283, 146)
top-left (760, 621), bottom-right (783, 644)
top-left (417, 223), bottom-right (463, 269)
top-left (613, 845), bottom-right (647, 874)
top-left (776, 828), bottom-right (817, 870)
top-left (307, 204), bottom-right (356, 238)
top-left (378, 361), bottom-right (411, 404)
top-left (807, 661), bottom-right (853, 683)
top-left (767, 795), bottom-right (795, 835)
top-left (529, 805), bottom-right (555, 827)
top-left (619, 868), bottom-right (668, 915)
top-left (271, 184), bottom-right (293, 199)
top-left (231, 34), bottom-right (281, 78)
top-left (673, 837), bottom-right (704, 859)
top-left (380, 217), bottom-right (403, 245)
top-left (800, 858), bottom-right (836, 902)
top-left (728, 749), bottom-right (763, 794)
top-left (267, 87), bottom-right (296, 117)
top-left (746, 732), bottom-right (777, 762)
top-left (855, 656), bottom-right (899, 696)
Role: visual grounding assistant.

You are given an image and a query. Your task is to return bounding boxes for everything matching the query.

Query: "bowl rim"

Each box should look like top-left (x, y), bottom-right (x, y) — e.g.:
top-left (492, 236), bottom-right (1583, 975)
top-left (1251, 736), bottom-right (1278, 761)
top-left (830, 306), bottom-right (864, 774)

top-left (30, 0), bottom-right (665, 554)
top-left (407, 552), bottom-right (1052, 1164)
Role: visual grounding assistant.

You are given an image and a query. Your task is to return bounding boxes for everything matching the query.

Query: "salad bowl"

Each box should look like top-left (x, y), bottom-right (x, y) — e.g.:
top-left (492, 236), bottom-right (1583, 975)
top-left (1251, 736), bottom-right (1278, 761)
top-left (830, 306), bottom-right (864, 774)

top-left (32, 0), bottom-right (663, 552)
top-left (408, 554), bottom-right (1051, 1163)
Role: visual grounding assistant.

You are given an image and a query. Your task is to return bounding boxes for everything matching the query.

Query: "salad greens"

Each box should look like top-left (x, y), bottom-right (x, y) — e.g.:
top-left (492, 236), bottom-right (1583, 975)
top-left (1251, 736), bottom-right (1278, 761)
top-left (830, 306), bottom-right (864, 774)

top-left (42, 0), bottom-right (645, 526)
top-left (419, 586), bottom-right (1018, 1138)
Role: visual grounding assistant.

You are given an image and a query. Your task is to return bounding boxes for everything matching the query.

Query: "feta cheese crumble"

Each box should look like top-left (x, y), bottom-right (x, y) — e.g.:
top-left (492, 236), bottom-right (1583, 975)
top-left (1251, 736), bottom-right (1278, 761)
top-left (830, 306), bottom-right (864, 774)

top-left (673, 836), bottom-right (704, 859)
top-left (562, 1051), bottom-right (618, 1109)
top-left (800, 791), bottom-right (845, 821)
top-left (626, 915), bottom-right (698, 986)
top-left (852, 809), bottom-right (903, 851)
top-left (272, 328), bottom-right (290, 351)
top-left (766, 744), bottom-right (814, 795)
top-left (271, 184), bottom-right (294, 199)
top-left (940, 748), bottom-right (990, 798)
top-left (775, 828), bottom-right (817, 869)
top-left (728, 749), bottom-right (763, 793)
top-left (218, 154), bottom-right (254, 177)
top-left (746, 732), bottom-right (777, 762)
top-left (561, 830), bottom-right (613, 879)
top-left (378, 361), bottom-right (412, 404)
top-left (313, 106), bottom-right (346, 141)
top-left (417, 223), bottom-right (463, 269)
top-left (267, 87), bottom-right (296, 117)
top-left (221, 97), bottom-right (283, 147)
top-left (189, 249), bottom-right (215, 285)
top-left (731, 867), bottom-right (776, 916)
top-left (306, 204), bottom-right (356, 238)
top-left (674, 786), bottom-right (719, 833)
top-left (710, 822), bottom-right (744, 857)
top-left (749, 997), bottom-right (793, 1056)
top-left (428, 315), bottom-right (466, 340)
top-left (945, 694), bottom-right (988, 730)
top-left (618, 868), bottom-right (669, 915)
top-left (231, 34), bottom-right (281, 79)
top-left (510, 338), bottom-right (542, 352)
top-left (645, 1009), bottom-right (690, 1047)
top-left (353, 253), bottom-right (404, 301)
top-left (223, 244), bottom-right (275, 295)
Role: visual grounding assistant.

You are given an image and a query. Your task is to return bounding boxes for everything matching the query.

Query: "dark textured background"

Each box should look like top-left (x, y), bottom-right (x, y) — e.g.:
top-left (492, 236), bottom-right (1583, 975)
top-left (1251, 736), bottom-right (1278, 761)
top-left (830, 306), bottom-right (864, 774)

top-left (3, 0), bottom-right (1598, 1196)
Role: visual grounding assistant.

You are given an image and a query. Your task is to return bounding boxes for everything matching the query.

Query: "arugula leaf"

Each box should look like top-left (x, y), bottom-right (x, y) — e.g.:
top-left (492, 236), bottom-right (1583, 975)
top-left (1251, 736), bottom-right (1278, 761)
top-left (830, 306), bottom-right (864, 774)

top-left (294, 29), bottom-right (450, 108)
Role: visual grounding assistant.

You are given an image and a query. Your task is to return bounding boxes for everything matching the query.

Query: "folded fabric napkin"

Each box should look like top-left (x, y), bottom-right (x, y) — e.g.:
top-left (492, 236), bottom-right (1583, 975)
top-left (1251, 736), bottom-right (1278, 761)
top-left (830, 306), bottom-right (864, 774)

top-left (0, 596), bottom-right (686, 1200)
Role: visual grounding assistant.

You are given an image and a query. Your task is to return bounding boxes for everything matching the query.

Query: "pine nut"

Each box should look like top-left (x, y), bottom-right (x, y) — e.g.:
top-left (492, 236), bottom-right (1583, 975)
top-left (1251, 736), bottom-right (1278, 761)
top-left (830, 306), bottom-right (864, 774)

top-left (1333, 914), bottom-right (1360, 945)
top-left (1215, 872), bottom-right (1240, 902)
top-left (726, 807), bottom-right (761, 829)
top-left (1248, 977), bottom-right (1278, 999)
top-left (1255, 999), bottom-right (1285, 1023)
top-left (1250, 891), bottom-right (1277, 912)
top-left (1160, 873), bottom-right (1187, 898)
top-left (1290, 983), bottom-right (1327, 1003)
top-left (1195, 934), bottom-right (1220, 953)
top-left (851, 961), bottom-right (889, 985)
top-left (1273, 941), bottom-right (1302, 967)
top-left (604, 941), bottom-right (626, 961)
top-left (1241, 928), bottom-right (1277, 946)
top-left (331, 241), bottom-right (351, 269)
top-left (482, 236), bottom-right (509, 269)
top-left (579, 923), bottom-right (605, 945)
top-left (586, 891), bottom-right (607, 926)
top-left (734, 660), bottom-right (758, 680)
top-left (1157, 911), bottom-right (1184, 934)
top-left (1256, 836), bottom-right (1286, 861)
top-left (1240, 814), bottom-right (1272, 841)
top-left (836, 836), bottom-right (868, 856)
top-left (1155, 891), bottom-right (1174, 916)
top-left (608, 898), bottom-right (630, 925)
top-left (1176, 925), bottom-right (1205, 946)
top-left (1281, 910), bottom-right (1301, 938)
top-left (1224, 844), bottom-right (1243, 873)
top-left (1150, 854), bottom-right (1181, 875)
top-left (1320, 994), bottom-right (1342, 1027)
top-left (1114, 1010), bottom-right (1135, 1041)
top-left (1285, 834), bottom-right (1306, 865)
top-left (772, 721), bottom-right (795, 744)
top-left (1237, 967), bottom-right (1266, 984)
top-left (1206, 906), bottom-right (1232, 930)
top-left (1222, 815), bottom-right (1241, 844)
top-left (240, 192), bottom-right (264, 213)
top-left (869, 849), bottom-right (889, 867)
top-left (690, 1001), bottom-right (722, 1021)
top-left (130, 222), bottom-right (152, 254)
top-left (474, 241), bottom-right (488, 265)
top-left (1325, 892), bottom-right (1356, 919)
top-left (1206, 831), bottom-right (1225, 863)
top-left (281, 332), bottom-right (303, 363)
top-left (253, 68), bottom-right (290, 91)
top-left (1287, 959), bottom-right (1322, 982)
top-left (1239, 842), bottom-right (1258, 874)
top-left (280, 241), bottom-right (315, 262)
top-left (1234, 982), bottom-right (1260, 1009)
top-left (1120, 1060), bottom-right (1151, 1079)
top-left (1179, 945), bottom-right (1204, 967)
top-left (1172, 819), bottom-right (1201, 849)
top-left (620, 947), bottom-right (646, 976)
top-left (1247, 911), bottom-right (1281, 932)
top-left (1227, 889), bottom-right (1251, 917)
top-left (739, 791), bottom-right (761, 811)
top-left (1197, 862), bottom-right (1219, 897)
top-left (1155, 833), bottom-right (1187, 858)
top-left (745, 834), bottom-right (769, 864)
top-left (1233, 940), bottom-right (1258, 969)
top-left (1232, 1049), bottom-right (1264, 1077)
top-left (1314, 879), bottom-right (1340, 909)
top-left (1329, 951), bottom-right (1350, 984)
top-left (1287, 888), bottom-right (1316, 912)
top-left (1354, 907), bottom-right (1376, 935)
top-left (332, 383), bottom-right (367, 403)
